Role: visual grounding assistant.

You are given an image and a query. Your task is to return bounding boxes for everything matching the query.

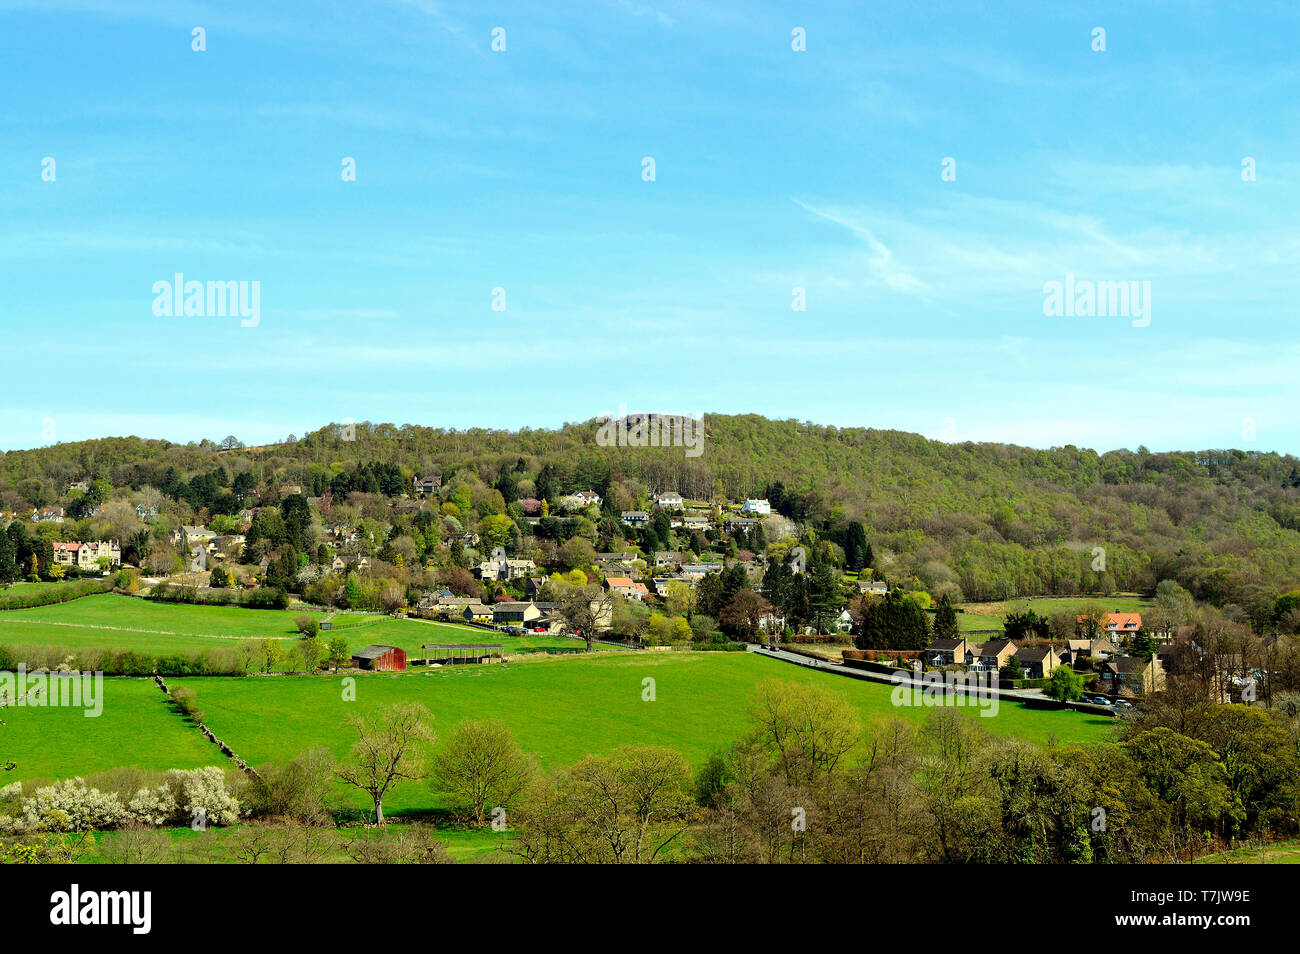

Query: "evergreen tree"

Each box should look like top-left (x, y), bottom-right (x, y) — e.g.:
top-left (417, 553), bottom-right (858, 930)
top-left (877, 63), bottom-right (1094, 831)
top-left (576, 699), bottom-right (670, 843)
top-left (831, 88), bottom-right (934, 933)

top-left (805, 559), bottom-right (841, 634)
top-left (843, 521), bottom-right (869, 572)
top-left (0, 528), bottom-right (16, 584)
top-left (933, 593), bottom-right (960, 640)
top-left (855, 589), bottom-right (930, 650)
top-left (761, 558), bottom-right (795, 617)
top-left (1129, 628), bottom-right (1156, 657)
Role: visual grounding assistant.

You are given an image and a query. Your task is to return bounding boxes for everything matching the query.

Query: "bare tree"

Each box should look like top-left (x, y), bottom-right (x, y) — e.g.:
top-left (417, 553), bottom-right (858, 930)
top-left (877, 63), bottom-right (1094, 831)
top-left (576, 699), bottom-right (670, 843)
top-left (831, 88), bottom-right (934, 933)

top-left (97, 824), bottom-right (174, 864)
top-left (335, 703), bottom-right (434, 824)
top-left (557, 585), bottom-right (612, 651)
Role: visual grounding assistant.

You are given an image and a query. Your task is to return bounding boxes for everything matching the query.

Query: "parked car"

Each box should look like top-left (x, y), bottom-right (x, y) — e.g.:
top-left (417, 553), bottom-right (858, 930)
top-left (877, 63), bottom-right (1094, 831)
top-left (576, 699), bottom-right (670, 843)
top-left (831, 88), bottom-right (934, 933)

top-left (1113, 699), bottom-right (1134, 709)
top-left (1091, 696), bottom-right (1112, 706)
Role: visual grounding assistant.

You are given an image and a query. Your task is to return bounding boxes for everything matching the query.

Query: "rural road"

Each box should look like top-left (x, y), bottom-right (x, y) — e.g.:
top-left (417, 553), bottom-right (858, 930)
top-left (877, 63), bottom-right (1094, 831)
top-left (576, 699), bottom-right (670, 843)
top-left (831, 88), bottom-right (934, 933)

top-left (746, 644), bottom-right (1055, 702)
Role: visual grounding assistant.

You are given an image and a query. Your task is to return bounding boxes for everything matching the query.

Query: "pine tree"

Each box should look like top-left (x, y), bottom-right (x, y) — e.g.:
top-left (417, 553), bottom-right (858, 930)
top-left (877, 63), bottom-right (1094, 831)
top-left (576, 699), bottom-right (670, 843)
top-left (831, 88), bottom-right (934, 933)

top-left (933, 593), bottom-right (959, 640)
top-left (844, 522), bottom-right (869, 571)
top-left (806, 560), bottom-right (841, 634)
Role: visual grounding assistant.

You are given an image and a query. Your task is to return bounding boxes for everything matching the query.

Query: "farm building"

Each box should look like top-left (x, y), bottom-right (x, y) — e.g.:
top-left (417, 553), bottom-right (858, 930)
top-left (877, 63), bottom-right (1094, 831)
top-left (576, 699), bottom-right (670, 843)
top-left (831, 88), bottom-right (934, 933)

top-left (351, 645), bottom-right (407, 672)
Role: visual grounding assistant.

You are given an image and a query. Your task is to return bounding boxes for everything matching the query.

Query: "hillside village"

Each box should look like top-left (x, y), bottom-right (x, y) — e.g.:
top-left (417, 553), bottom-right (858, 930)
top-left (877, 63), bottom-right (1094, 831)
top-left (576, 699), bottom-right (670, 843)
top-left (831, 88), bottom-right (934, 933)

top-left (0, 452), bottom-right (1287, 707)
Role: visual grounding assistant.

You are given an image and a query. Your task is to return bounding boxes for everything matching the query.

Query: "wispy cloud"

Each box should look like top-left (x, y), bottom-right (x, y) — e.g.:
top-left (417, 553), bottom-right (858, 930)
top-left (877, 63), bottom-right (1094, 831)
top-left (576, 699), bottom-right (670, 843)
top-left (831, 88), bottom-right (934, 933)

top-left (792, 199), bottom-right (929, 295)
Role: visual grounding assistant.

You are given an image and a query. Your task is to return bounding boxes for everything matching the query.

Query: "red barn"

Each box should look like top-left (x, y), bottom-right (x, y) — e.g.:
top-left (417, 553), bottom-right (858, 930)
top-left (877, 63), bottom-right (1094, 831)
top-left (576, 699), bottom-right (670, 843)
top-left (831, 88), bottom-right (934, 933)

top-left (351, 644), bottom-right (407, 672)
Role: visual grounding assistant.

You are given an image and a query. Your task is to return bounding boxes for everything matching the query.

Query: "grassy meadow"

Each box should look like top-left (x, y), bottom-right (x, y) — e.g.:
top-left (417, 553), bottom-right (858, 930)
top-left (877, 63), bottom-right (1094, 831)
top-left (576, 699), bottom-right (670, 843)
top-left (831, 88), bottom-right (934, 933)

top-left (0, 593), bottom-right (577, 661)
top-left (958, 594), bottom-right (1154, 632)
top-left (163, 651), bottom-right (1113, 814)
top-left (1, 677), bottom-right (218, 782)
top-left (0, 592), bottom-right (1118, 821)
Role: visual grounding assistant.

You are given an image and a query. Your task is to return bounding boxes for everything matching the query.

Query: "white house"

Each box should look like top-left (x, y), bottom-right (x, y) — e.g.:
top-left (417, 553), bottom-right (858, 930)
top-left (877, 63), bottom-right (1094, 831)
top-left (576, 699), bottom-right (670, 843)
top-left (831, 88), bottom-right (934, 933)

top-left (656, 492), bottom-right (684, 510)
top-left (741, 498), bottom-right (771, 515)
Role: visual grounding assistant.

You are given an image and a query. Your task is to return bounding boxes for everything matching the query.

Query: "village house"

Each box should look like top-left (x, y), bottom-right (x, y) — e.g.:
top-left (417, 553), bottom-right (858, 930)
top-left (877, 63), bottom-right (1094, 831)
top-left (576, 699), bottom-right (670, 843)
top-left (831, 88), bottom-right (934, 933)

top-left (974, 639), bottom-right (1018, 672)
top-left (460, 603), bottom-right (494, 624)
top-left (1062, 639), bottom-right (1088, 666)
top-left (172, 525), bottom-right (217, 545)
top-left (650, 577), bottom-right (681, 597)
top-left (924, 637), bottom-right (973, 667)
top-left (478, 557), bottom-right (537, 581)
top-left (621, 510), bottom-right (649, 528)
top-left (1098, 654), bottom-right (1165, 695)
top-left (741, 498), bottom-right (771, 515)
top-left (135, 504), bottom-right (159, 520)
top-left (537, 608), bottom-right (566, 632)
top-left (679, 562), bottom-right (724, 580)
top-left (1078, 612), bottom-right (1142, 640)
top-left (855, 579), bottom-right (888, 597)
top-left (1016, 646), bottom-right (1059, 679)
top-left (51, 540), bottom-right (121, 569)
top-left (412, 475), bottom-right (442, 495)
top-left (724, 517), bottom-right (760, 532)
top-left (654, 551), bottom-right (682, 569)
top-left (1089, 635), bottom-right (1118, 657)
top-left (680, 513), bottom-right (711, 531)
top-left (492, 601), bottom-right (543, 626)
top-left (605, 576), bottom-right (649, 601)
top-left (436, 595), bottom-right (481, 610)
top-left (656, 492), bottom-right (684, 510)
top-left (33, 507), bottom-right (64, 523)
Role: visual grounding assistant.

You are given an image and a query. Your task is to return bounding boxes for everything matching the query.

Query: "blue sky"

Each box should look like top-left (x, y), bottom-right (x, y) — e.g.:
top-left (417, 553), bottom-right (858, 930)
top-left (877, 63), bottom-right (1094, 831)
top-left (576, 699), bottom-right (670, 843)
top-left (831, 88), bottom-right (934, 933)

top-left (3, 0), bottom-right (1297, 454)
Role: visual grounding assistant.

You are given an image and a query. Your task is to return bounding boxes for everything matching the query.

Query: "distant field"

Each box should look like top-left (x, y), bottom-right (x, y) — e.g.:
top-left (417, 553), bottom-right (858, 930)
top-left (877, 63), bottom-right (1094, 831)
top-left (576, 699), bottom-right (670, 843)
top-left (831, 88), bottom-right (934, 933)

top-left (1193, 841), bottom-right (1300, 864)
top-left (165, 651), bottom-right (1114, 814)
top-left (1, 677), bottom-right (218, 782)
top-left (958, 594), bottom-right (1154, 632)
top-left (0, 593), bottom-right (576, 662)
top-left (1, 580), bottom-right (104, 597)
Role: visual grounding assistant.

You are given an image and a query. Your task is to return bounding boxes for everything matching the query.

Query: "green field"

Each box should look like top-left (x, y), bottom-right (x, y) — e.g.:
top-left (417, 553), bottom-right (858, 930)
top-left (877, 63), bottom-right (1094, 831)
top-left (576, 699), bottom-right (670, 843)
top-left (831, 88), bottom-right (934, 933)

top-left (1193, 841), bottom-right (1300, 864)
top-left (163, 651), bottom-right (1114, 813)
top-left (1, 650), bottom-right (1115, 818)
top-left (1, 677), bottom-right (219, 782)
top-left (0, 593), bottom-right (577, 661)
top-left (958, 594), bottom-right (1155, 632)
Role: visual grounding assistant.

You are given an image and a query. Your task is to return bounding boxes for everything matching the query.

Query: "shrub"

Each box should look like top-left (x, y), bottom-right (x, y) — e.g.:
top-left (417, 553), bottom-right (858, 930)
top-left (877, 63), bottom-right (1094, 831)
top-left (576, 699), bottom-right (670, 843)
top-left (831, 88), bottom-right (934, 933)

top-left (127, 786), bottom-right (176, 827)
top-left (169, 687), bottom-right (204, 722)
top-left (244, 587), bottom-right (289, 610)
top-left (18, 778), bottom-right (126, 832)
top-left (0, 578), bottom-right (114, 610)
top-left (163, 768), bottom-right (241, 826)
